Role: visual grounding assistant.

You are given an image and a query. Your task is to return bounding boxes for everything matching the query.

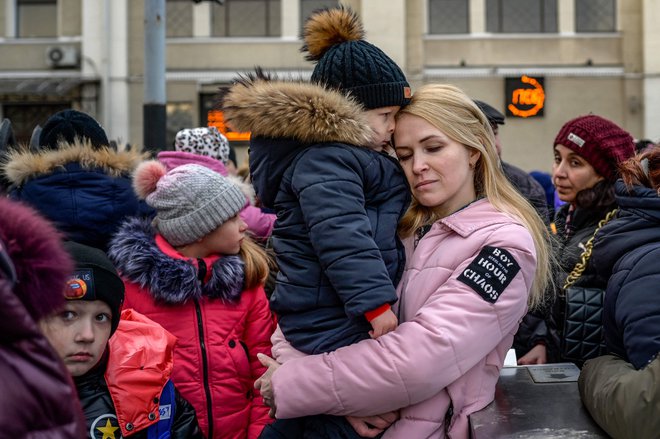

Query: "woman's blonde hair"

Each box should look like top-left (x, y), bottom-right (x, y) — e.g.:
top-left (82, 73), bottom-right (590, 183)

top-left (397, 83), bottom-right (552, 309)
top-left (239, 236), bottom-right (274, 289)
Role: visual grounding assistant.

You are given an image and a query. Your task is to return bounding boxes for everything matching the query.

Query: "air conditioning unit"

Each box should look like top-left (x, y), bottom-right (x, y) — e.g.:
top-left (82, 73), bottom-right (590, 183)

top-left (45, 45), bottom-right (80, 68)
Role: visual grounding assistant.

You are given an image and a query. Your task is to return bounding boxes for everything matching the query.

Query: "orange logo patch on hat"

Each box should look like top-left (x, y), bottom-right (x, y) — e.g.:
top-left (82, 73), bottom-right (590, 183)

top-left (65, 278), bottom-right (87, 299)
top-left (403, 87), bottom-right (412, 99)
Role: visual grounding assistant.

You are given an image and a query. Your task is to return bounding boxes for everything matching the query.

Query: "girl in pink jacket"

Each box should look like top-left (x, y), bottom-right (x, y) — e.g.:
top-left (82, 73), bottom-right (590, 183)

top-left (109, 162), bottom-right (276, 439)
top-left (256, 84), bottom-right (553, 439)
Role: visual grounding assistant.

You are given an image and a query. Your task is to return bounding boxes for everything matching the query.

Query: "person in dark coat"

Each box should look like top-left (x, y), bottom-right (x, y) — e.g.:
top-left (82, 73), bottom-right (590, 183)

top-left (0, 197), bottom-right (87, 439)
top-left (222, 6), bottom-right (412, 438)
top-left (589, 146), bottom-right (660, 368)
top-left (39, 241), bottom-right (203, 439)
top-left (578, 147), bottom-right (660, 438)
top-left (223, 6), bottom-right (411, 357)
top-left (1, 109), bottom-right (149, 251)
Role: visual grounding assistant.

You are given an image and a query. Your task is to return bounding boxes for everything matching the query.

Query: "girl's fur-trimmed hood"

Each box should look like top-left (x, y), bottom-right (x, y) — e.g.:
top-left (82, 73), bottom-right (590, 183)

top-left (222, 74), bottom-right (373, 146)
top-left (2, 140), bottom-right (147, 187)
top-left (108, 217), bottom-right (245, 305)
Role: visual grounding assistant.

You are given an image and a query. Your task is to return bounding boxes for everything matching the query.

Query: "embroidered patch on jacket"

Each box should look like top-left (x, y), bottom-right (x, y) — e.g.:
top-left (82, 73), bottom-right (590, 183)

top-left (458, 246), bottom-right (521, 303)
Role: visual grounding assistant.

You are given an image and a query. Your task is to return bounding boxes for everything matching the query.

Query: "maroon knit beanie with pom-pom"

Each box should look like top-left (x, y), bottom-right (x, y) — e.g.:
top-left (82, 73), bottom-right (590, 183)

top-left (554, 114), bottom-right (635, 181)
top-left (0, 198), bottom-right (73, 321)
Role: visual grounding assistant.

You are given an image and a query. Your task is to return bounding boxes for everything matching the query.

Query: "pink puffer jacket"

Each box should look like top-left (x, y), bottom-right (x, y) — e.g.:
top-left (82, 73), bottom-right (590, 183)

top-left (269, 199), bottom-right (536, 438)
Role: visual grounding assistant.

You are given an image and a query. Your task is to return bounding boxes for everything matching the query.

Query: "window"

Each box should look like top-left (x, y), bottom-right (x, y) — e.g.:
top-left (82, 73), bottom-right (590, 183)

top-left (17, 0), bottom-right (57, 38)
top-left (428, 0), bottom-right (469, 34)
top-left (167, 0), bottom-right (193, 38)
top-left (166, 102), bottom-right (193, 148)
top-left (300, 0), bottom-right (338, 31)
top-left (211, 0), bottom-right (281, 37)
top-left (486, 0), bottom-right (557, 33)
top-left (576, 0), bottom-right (615, 32)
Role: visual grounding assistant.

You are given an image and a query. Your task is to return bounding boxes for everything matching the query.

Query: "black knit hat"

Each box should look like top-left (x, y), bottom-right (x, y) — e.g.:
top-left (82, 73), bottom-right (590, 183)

top-left (303, 7), bottom-right (411, 110)
top-left (39, 109), bottom-right (109, 150)
top-left (63, 241), bottom-right (125, 336)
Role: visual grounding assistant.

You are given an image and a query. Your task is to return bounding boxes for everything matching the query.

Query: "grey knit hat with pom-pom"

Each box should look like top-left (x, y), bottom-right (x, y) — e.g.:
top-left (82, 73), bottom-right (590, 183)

top-left (133, 162), bottom-right (245, 246)
top-left (303, 6), bottom-right (411, 109)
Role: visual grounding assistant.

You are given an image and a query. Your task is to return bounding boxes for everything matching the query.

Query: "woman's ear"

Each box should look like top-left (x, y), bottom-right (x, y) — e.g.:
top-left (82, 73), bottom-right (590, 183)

top-left (469, 149), bottom-right (481, 169)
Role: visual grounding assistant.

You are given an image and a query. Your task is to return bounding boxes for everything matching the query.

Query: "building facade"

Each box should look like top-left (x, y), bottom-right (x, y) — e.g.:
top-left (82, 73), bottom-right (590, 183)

top-left (1, 0), bottom-right (658, 171)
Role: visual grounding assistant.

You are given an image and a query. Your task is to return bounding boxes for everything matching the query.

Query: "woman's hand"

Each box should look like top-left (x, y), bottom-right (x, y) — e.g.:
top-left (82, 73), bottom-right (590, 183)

top-left (518, 343), bottom-right (547, 365)
top-left (254, 353), bottom-right (282, 418)
top-left (346, 411), bottom-right (400, 438)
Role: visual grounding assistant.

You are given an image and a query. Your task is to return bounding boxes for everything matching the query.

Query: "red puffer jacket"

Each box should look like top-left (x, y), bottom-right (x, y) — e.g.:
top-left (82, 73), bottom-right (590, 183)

top-left (109, 218), bottom-right (275, 439)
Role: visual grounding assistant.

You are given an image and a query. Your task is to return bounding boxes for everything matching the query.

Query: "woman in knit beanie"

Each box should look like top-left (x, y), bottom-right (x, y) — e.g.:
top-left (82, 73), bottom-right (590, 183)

top-left (519, 114), bottom-right (635, 367)
top-left (108, 162), bottom-right (275, 439)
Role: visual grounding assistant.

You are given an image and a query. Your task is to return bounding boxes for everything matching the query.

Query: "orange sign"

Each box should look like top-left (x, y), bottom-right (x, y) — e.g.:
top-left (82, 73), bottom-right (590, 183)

top-left (506, 75), bottom-right (545, 118)
top-left (208, 110), bottom-right (251, 141)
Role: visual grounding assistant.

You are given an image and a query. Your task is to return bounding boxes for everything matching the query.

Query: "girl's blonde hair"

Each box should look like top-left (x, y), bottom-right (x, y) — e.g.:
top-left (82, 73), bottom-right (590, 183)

top-left (397, 83), bottom-right (552, 309)
top-left (239, 236), bottom-right (274, 290)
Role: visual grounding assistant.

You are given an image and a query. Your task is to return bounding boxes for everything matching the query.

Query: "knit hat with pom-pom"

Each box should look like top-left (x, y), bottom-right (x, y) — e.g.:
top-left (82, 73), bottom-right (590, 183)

top-left (303, 6), bottom-right (411, 109)
top-left (133, 162), bottom-right (245, 246)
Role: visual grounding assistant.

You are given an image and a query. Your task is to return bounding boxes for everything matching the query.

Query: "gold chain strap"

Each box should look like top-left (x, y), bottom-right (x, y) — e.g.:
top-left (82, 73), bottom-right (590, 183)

top-left (563, 208), bottom-right (618, 289)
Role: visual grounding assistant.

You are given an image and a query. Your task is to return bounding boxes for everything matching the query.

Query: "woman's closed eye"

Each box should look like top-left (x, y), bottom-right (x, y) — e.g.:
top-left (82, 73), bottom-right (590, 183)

top-left (425, 145), bottom-right (443, 153)
top-left (396, 150), bottom-right (412, 162)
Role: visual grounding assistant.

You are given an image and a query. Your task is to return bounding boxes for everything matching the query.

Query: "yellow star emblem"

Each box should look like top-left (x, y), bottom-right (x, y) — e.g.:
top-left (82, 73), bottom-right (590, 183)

top-left (96, 418), bottom-right (119, 439)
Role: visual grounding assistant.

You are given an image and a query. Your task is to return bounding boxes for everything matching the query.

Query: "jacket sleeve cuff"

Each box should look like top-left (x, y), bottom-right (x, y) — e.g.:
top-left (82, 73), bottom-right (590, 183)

top-left (365, 304), bottom-right (391, 322)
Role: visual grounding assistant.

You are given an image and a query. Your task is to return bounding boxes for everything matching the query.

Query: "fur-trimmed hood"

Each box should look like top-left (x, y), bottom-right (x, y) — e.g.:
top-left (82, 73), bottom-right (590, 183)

top-left (222, 74), bottom-right (372, 146)
top-left (2, 140), bottom-right (146, 187)
top-left (109, 217), bottom-right (245, 305)
top-left (222, 74), bottom-right (374, 209)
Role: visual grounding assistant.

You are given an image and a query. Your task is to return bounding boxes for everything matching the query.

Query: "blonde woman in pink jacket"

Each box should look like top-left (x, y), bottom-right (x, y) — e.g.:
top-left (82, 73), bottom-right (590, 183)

top-left (255, 84), bottom-right (552, 439)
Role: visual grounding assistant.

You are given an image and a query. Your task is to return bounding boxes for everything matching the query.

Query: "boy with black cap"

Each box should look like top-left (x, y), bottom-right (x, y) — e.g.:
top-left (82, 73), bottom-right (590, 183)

top-left (39, 241), bottom-right (202, 439)
top-left (223, 6), bottom-right (411, 438)
top-left (224, 5), bottom-right (411, 355)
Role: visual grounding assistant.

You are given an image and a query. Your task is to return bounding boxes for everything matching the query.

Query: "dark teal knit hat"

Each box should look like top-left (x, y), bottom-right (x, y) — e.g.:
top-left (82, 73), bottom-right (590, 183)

top-left (303, 6), bottom-right (411, 109)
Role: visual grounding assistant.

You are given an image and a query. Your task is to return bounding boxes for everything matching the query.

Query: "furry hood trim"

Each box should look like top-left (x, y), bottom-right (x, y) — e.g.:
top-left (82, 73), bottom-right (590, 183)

top-left (222, 74), bottom-right (373, 146)
top-left (3, 140), bottom-right (147, 187)
top-left (108, 217), bottom-right (245, 305)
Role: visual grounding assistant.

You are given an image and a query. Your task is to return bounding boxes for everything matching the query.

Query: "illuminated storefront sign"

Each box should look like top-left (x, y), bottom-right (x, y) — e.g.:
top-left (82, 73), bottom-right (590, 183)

top-left (505, 75), bottom-right (545, 118)
top-left (207, 110), bottom-right (251, 141)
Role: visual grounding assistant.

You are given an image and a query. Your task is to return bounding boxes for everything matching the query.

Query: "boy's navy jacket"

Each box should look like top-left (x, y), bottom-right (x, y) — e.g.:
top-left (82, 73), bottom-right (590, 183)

top-left (591, 180), bottom-right (660, 369)
top-left (223, 76), bottom-right (411, 354)
top-left (2, 141), bottom-right (150, 251)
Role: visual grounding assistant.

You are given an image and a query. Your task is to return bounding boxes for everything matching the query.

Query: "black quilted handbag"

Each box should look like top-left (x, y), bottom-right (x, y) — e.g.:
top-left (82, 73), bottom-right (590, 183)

top-left (561, 209), bottom-right (617, 364)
